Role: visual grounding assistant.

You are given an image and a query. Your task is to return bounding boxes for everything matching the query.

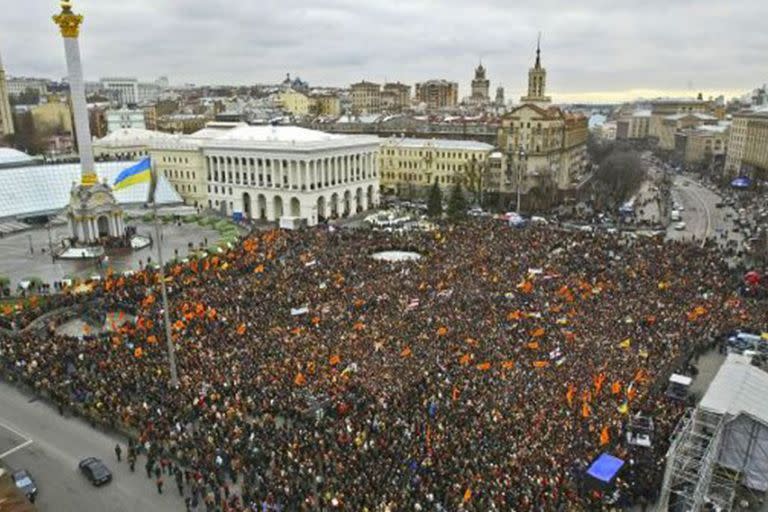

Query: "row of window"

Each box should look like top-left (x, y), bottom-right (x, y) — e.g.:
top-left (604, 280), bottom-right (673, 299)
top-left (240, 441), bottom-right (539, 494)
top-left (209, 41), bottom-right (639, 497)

top-left (206, 167), bottom-right (373, 189)
top-left (382, 149), bottom-right (484, 160)
top-left (381, 172), bottom-right (461, 185)
top-left (162, 155), bottom-right (191, 164)
top-left (164, 169), bottom-right (195, 181)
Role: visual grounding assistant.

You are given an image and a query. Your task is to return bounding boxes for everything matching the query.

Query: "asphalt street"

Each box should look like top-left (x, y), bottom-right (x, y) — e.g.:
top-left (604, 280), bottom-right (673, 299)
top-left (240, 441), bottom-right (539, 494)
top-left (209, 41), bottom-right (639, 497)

top-left (0, 381), bottom-right (182, 512)
top-left (666, 174), bottom-right (743, 253)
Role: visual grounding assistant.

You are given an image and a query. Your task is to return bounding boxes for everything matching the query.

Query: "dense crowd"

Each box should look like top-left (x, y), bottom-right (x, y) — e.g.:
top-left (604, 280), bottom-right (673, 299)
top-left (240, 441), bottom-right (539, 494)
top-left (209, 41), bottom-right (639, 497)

top-left (2, 219), bottom-right (766, 511)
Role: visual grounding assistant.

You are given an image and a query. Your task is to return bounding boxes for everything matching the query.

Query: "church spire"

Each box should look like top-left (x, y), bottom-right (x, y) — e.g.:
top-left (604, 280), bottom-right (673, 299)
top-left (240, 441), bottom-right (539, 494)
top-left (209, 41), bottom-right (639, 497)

top-left (535, 32), bottom-right (541, 69)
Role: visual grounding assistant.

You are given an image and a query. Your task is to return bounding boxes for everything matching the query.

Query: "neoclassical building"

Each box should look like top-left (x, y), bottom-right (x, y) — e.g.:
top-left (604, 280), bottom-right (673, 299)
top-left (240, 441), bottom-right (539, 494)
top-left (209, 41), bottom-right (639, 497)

top-left (147, 123), bottom-right (380, 226)
top-left (203, 126), bottom-right (380, 224)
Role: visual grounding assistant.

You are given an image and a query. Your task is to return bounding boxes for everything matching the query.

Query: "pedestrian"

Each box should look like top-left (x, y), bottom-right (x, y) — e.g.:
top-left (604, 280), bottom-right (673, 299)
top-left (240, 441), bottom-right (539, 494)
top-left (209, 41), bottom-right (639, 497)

top-left (155, 465), bottom-right (161, 480)
top-left (145, 460), bottom-right (153, 479)
top-left (114, 443), bottom-right (122, 462)
top-left (128, 455), bottom-right (136, 473)
top-left (156, 476), bottom-right (163, 494)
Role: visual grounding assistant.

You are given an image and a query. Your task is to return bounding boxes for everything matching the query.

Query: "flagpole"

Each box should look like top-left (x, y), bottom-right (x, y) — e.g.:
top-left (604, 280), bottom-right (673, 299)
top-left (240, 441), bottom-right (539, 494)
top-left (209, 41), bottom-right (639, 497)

top-left (149, 163), bottom-right (179, 388)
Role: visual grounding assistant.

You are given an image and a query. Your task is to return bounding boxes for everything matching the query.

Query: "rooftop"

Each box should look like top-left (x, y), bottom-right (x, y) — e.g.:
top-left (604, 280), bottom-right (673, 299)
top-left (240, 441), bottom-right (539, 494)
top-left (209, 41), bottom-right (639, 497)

top-left (700, 353), bottom-right (768, 424)
top-left (0, 148), bottom-right (35, 166)
top-left (93, 128), bottom-right (178, 148)
top-left (0, 161), bottom-right (182, 220)
top-left (383, 137), bottom-right (494, 151)
top-left (632, 110), bottom-right (652, 118)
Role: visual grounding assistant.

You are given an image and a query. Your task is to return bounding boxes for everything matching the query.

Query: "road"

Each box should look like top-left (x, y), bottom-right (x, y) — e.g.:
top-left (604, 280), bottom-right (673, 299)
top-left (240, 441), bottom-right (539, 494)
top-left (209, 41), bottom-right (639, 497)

top-left (666, 174), bottom-right (743, 254)
top-left (0, 381), bottom-right (182, 511)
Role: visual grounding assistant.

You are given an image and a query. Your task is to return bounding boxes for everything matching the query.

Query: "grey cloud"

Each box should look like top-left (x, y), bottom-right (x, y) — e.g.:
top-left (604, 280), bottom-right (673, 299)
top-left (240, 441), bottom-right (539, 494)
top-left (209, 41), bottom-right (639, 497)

top-left (0, 0), bottom-right (765, 101)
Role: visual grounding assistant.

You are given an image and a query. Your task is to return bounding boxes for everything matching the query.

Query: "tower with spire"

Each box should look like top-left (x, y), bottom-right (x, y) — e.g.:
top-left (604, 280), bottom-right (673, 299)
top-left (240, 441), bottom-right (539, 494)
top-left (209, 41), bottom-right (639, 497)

top-left (0, 46), bottom-right (14, 138)
top-left (53, 0), bottom-right (124, 245)
top-left (520, 33), bottom-right (551, 107)
top-left (471, 61), bottom-right (490, 101)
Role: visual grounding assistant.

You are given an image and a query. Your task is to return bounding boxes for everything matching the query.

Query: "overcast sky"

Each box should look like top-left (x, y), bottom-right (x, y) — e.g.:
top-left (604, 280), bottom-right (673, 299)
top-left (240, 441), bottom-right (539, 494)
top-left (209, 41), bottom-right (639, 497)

top-left (1, 0), bottom-right (765, 103)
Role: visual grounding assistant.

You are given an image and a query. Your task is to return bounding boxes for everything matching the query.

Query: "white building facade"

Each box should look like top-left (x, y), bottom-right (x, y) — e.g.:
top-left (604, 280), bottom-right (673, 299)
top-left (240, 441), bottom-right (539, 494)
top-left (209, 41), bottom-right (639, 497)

top-left (202, 126), bottom-right (380, 226)
top-left (100, 77), bottom-right (161, 105)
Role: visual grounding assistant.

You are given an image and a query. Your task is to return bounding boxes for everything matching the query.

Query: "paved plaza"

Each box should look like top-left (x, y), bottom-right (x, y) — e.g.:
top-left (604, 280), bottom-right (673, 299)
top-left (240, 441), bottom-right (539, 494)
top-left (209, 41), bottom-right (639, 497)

top-left (0, 220), bottom-right (222, 290)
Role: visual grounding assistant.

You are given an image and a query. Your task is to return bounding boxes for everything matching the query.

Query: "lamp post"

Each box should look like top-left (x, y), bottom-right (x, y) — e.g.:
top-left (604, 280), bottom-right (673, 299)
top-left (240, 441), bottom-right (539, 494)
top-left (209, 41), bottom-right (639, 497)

top-left (516, 146), bottom-right (527, 214)
top-left (150, 168), bottom-right (179, 388)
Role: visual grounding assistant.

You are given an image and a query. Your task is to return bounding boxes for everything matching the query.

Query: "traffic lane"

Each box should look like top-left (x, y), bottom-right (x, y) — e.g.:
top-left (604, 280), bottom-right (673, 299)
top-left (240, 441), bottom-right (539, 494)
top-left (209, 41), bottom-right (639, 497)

top-left (0, 382), bottom-right (181, 512)
top-left (668, 184), bottom-right (708, 241)
top-left (676, 177), bottom-right (743, 250)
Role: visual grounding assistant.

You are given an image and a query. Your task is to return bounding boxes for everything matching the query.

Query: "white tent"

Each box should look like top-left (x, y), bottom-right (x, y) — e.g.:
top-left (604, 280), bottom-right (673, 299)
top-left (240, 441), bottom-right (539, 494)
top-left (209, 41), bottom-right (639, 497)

top-left (700, 354), bottom-right (768, 491)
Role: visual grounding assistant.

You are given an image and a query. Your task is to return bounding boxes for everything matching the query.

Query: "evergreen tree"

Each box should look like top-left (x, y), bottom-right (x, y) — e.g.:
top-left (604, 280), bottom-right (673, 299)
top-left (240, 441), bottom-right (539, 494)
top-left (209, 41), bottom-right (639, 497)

top-left (447, 181), bottom-right (467, 220)
top-left (427, 181), bottom-right (443, 218)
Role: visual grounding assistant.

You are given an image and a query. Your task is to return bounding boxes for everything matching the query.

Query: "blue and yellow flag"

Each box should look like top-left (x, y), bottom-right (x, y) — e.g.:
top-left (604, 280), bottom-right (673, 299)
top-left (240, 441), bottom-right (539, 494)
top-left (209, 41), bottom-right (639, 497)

top-left (113, 157), bottom-right (152, 191)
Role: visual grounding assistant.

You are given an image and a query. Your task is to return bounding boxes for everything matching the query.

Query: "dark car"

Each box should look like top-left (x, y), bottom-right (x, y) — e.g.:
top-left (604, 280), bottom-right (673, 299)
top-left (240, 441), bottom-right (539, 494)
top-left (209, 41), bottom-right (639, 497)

top-left (12, 469), bottom-right (37, 502)
top-left (78, 457), bottom-right (112, 486)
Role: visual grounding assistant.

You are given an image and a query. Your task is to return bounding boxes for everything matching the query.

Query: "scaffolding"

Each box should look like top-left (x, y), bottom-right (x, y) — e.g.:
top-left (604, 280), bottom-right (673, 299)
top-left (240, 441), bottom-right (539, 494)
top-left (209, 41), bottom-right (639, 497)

top-left (657, 407), bottom-right (739, 511)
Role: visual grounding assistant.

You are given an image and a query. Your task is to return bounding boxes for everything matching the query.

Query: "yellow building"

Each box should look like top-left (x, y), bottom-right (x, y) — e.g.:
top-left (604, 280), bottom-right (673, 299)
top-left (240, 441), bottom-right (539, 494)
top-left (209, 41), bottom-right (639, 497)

top-left (676, 124), bottom-right (729, 166)
top-left (616, 110), bottom-right (651, 140)
top-left (0, 50), bottom-right (13, 137)
top-left (726, 109), bottom-right (768, 178)
top-left (350, 81), bottom-right (381, 114)
top-left (150, 143), bottom-right (207, 207)
top-left (311, 93), bottom-right (341, 117)
top-left (497, 42), bottom-right (588, 195)
top-left (649, 98), bottom-right (713, 140)
top-left (378, 137), bottom-right (493, 196)
top-left (658, 112), bottom-right (718, 151)
top-left (30, 99), bottom-right (73, 136)
top-left (382, 82), bottom-right (411, 111)
top-left (278, 88), bottom-right (311, 117)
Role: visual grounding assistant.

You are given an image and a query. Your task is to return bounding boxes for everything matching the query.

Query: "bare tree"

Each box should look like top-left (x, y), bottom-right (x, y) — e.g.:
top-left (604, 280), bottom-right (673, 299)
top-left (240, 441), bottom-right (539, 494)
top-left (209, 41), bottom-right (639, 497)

top-left (594, 149), bottom-right (647, 208)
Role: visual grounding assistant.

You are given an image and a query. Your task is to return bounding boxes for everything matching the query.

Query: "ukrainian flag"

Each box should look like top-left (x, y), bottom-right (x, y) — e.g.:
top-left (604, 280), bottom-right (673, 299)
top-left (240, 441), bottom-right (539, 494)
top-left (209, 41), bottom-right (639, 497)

top-left (113, 157), bottom-right (152, 191)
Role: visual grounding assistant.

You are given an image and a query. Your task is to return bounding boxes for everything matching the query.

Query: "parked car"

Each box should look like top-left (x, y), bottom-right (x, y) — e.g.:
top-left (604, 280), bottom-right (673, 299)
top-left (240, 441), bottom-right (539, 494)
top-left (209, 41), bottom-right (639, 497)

top-left (674, 221), bottom-right (687, 231)
top-left (12, 470), bottom-right (37, 502)
top-left (78, 457), bottom-right (112, 486)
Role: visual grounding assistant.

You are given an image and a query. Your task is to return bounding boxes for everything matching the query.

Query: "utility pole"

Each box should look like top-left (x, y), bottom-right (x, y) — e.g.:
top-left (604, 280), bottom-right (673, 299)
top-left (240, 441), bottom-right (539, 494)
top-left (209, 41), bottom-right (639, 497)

top-left (150, 167), bottom-right (179, 388)
top-left (517, 146), bottom-right (527, 214)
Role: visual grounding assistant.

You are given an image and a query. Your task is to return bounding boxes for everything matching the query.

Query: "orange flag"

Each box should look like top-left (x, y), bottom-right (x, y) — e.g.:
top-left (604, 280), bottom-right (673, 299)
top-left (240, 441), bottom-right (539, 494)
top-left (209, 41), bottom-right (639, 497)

top-left (582, 402), bottom-right (591, 418)
top-left (452, 387), bottom-right (460, 401)
top-left (254, 264), bottom-right (265, 274)
top-left (566, 383), bottom-right (576, 407)
top-left (476, 362), bottom-right (491, 371)
top-left (437, 326), bottom-right (448, 337)
top-left (290, 326), bottom-right (302, 335)
top-left (594, 372), bottom-right (606, 395)
top-left (459, 353), bottom-right (472, 366)
top-left (600, 426), bottom-right (610, 446)
top-left (463, 488), bottom-right (472, 503)
top-left (353, 322), bottom-right (365, 331)
top-left (501, 360), bottom-right (515, 370)
top-left (294, 372), bottom-right (306, 386)
top-left (400, 346), bottom-right (412, 358)
top-left (517, 280), bottom-right (533, 294)
top-left (147, 335), bottom-right (158, 345)
top-left (530, 327), bottom-right (545, 338)
top-left (311, 316), bottom-right (321, 326)
top-left (627, 384), bottom-right (638, 401)
top-left (611, 381), bottom-right (622, 395)
top-left (527, 341), bottom-right (540, 350)
top-left (329, 354), bottom-right (341, 366)
top-left (236, 323), bottom-right (247, 335)
top-left (533, 361), bottom-right (550, 368)
top-left (134, 347), bottom-right (143, 358)
top-left (507, 310), bottom-right (524, 321)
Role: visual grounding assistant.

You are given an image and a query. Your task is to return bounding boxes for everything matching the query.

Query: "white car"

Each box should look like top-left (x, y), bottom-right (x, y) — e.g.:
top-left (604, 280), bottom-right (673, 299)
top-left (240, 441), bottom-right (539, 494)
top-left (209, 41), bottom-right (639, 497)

top-left (674, 222), bottom-right (687, 231)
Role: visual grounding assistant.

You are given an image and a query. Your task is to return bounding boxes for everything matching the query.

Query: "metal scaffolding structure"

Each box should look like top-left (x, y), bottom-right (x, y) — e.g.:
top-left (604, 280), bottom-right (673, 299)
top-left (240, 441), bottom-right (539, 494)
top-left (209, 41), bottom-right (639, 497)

top-left (657, 408), bottom-right (739, 511)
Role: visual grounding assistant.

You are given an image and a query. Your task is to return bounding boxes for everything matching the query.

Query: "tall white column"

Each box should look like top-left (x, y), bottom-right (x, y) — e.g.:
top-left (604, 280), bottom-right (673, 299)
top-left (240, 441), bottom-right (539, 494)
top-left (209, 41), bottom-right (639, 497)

top-left (62, 37), bottom-right (96, 183)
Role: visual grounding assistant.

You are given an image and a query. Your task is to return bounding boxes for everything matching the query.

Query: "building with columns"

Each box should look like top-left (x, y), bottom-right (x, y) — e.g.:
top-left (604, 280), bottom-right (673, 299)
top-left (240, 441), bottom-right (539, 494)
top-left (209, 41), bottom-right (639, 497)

top-left (202, 125), bottom-right (380, 225)
top-left (145, 123), bottom-right (380, 225)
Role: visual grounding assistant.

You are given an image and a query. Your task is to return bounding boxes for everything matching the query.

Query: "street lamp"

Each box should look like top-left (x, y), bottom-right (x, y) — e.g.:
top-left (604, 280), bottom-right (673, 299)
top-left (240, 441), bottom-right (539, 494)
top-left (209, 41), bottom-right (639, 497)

top-left (517, 146), bottom-right (527, 214)
top-left (149, 166), bottom-right (180, 388)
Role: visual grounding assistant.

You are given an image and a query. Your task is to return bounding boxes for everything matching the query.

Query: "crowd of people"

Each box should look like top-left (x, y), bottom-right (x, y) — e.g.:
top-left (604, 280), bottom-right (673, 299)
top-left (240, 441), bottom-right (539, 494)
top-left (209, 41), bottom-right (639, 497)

top-left (1, 219), bottom-right (767, 511)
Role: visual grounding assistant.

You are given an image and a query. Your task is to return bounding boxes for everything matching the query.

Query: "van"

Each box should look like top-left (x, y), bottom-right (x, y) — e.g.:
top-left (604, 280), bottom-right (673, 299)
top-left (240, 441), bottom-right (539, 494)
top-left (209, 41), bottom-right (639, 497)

top-left (671, 210), bottom-right (681, 221)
